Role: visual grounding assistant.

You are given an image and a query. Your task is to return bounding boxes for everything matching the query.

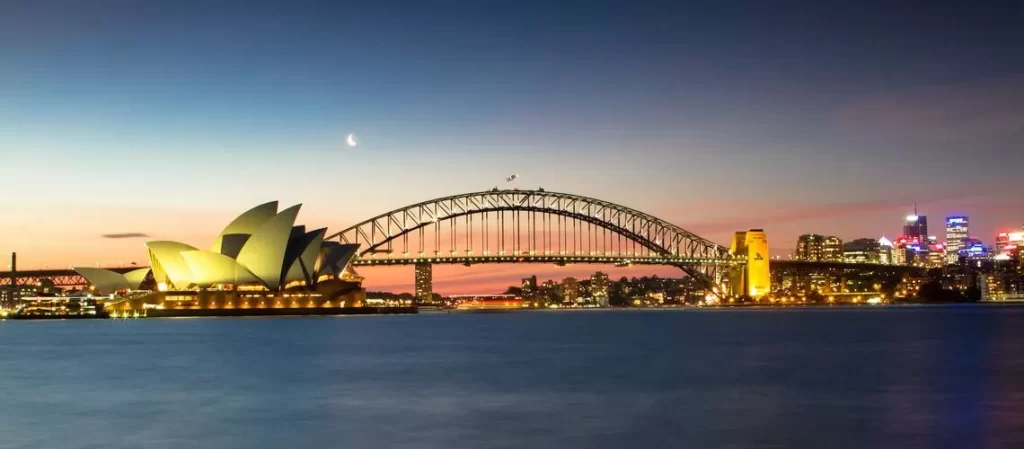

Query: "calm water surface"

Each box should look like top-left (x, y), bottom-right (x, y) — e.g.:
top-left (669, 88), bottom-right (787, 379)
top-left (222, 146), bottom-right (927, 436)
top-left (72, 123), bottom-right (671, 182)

top-left (1, 306), bottom-right (1023, 449)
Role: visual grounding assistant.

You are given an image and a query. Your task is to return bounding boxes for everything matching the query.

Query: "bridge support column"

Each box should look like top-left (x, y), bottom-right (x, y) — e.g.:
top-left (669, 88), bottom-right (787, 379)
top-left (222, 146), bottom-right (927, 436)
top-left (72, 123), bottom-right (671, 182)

top-left (729, 230), bottom-right (771, 300)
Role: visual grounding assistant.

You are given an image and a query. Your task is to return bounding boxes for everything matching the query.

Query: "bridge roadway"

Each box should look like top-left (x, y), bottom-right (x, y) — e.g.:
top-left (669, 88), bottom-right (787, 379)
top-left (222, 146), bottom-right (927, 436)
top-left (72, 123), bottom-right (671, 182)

top-left (353, 253), bottom-right (738, 267)
top-left (1, 259), bottom-right (924, 288)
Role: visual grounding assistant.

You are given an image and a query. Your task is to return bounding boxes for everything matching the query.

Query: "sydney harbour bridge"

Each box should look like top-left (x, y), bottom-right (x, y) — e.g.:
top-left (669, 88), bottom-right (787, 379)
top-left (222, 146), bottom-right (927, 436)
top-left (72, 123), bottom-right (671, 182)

top-left (327, 189), bottom-right (739, 290)
top-left (2, 189), bottom-right (919, 295)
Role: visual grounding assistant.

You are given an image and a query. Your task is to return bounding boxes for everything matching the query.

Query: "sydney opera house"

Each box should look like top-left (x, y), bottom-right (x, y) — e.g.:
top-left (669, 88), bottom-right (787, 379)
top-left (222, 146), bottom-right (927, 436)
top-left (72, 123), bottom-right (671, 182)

top-left (74, 202), bottom-right (396, 317)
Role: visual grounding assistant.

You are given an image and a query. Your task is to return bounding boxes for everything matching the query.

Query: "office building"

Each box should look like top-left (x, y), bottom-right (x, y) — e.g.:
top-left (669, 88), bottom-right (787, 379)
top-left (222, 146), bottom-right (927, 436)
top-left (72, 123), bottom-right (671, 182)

top-left (945, 216), bottom-right (969, 263)
top-left (561, 277), bottom-right (580, 303)
top-left (843, 238), bottom-right (882, 263)
top-left (891, 237), bottom-right (909, 265)
top-left (927, 242), bottom-right (947, 267)
top-left (996, 230), bottom-right (1024, 256)
top-left (958, 238), bottom-right (988, 262)
top-left (996, 233), bottom-right (1010, 255)
top-left (795, 234), bottom-right (842, 262)
top-left (903, 210), bottom-right (928, 243)
top-left (878, 236), bottom-right (894, 265)
top-left (414, 262), bottom-right (433, 303)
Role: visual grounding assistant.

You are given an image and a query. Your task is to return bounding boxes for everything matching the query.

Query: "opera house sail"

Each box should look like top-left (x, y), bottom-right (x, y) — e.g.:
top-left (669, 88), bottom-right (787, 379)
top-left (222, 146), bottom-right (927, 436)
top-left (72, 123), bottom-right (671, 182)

top-left (73, 202), bottom-right (377, 317)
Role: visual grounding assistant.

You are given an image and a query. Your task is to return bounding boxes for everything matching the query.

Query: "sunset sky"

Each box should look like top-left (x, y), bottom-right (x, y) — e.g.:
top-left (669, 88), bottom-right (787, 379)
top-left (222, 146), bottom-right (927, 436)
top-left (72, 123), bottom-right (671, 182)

top-left (2, 1), bottom-right (1022, 293)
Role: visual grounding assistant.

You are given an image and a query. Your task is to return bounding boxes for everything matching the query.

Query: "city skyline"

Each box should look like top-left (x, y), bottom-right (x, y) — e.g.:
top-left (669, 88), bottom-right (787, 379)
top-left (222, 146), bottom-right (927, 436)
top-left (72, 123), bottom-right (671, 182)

top-left (2, 1), bottom-right (1023, 294)
top-left (5, 195), bottom-right (1021, 295)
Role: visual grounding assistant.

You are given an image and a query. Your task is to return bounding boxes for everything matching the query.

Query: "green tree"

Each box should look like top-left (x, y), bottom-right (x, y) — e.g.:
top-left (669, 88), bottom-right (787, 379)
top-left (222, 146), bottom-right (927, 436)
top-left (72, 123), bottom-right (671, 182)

top-left (917, 280), bottom-right (965, 303)
top-left (964, 285), bottom-right (982, 302)
top-left (609, 278), bottom-right (629, 307)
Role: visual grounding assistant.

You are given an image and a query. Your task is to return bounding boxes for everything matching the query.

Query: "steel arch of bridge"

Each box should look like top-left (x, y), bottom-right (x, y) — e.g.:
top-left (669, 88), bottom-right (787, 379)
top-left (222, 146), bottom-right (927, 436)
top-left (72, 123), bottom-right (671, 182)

top-left (326, 189), bottom-right (741, 289)
top-left (0, 267), bottom-right (137, 289)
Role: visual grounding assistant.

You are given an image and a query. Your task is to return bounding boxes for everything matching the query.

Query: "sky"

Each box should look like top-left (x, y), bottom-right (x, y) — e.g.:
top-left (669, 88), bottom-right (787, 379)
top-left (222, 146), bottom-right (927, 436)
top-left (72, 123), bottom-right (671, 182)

top-left (1, 0), bottom-right (1022, 293)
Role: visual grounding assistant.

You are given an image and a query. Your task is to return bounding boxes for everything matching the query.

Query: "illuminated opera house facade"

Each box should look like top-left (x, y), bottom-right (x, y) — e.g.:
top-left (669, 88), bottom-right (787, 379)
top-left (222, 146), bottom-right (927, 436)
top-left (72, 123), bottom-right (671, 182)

top-left (74, 202), bottom-right (383, 317)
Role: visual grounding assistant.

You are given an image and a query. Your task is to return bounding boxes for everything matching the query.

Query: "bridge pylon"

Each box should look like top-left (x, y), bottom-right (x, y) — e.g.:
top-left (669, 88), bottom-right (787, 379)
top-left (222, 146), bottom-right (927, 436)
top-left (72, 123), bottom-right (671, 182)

top-left (729, 230), bottom-right (771, 299)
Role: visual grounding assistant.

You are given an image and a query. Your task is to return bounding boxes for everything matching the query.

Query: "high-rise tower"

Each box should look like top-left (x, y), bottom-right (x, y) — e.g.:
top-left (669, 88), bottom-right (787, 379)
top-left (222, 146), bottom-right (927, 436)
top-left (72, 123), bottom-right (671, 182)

top-left (414, 262), bottom-right (433, 303)
top-left (903, 204), bottom-right (928, 243)
top-left (945, 216), bottom-right (969, 263)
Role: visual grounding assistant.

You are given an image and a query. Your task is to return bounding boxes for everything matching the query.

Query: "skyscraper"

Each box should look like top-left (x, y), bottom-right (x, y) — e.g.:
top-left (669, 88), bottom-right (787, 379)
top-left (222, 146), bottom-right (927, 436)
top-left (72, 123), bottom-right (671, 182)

top-left (945, 216), bottom-right (969, 263)
top-left (903, 209), bottom-right (928, 243)
top-left (414, 262), bottom-right (433, 303)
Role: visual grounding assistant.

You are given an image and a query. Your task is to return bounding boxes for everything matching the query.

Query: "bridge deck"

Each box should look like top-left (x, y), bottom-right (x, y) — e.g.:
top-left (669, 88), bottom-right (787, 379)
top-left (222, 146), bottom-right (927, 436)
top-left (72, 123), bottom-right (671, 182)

top-left (351, 254), bottom-right (740, 267)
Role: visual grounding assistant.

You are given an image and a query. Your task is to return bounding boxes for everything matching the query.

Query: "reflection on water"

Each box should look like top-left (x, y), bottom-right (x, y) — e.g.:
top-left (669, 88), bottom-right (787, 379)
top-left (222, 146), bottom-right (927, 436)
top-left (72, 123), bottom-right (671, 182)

top-left (1, 306), bottom-right (1023, 449)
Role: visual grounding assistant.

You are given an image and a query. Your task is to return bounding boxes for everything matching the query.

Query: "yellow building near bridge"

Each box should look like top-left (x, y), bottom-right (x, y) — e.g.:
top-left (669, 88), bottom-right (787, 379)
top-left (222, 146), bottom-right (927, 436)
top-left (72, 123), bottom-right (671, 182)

top-left (730, 229), bottom-right (770, 299)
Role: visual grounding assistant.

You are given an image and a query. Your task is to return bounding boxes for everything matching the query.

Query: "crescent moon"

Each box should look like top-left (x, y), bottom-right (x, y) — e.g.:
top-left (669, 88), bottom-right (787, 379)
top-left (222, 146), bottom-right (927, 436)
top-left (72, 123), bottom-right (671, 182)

top-left (346, 133), bottom-right (358, 147)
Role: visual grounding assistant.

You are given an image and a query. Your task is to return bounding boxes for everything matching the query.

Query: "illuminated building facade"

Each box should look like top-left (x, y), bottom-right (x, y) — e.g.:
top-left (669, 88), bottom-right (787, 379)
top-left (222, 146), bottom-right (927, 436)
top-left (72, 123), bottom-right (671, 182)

top-left (878, 237), bottom-right (894, 265)
top-left (561, 277), bottom-right (580, 303)
top-left (903, 213), bottom-right (928, 243)
top-left (945, 216), bottom-right (969, 263)
top-left (795, 234), bottom-right (843, 262)
top-left (1, 279), bottom-right (63, 309)
top-left (449, 295), bottom-right (527, 310)
top-left (926, 241), bottom-right (947, 267)
top-left (891, 238), bottom-right (907, 265)
top-left (414, 263), bottom-right (433, 303)
top-left (795, 234), bottom-right (822, 261)
top-left (893, 237), bottom-right (934, 267)
top-left (823, 236), bottom-right (843, 261)
top-left (590, 272), bottom-right (610, 307)
top-left (843, 238), bottom-right (883, 264)
top-left (995, 232), bottom-right (1010, 254)
top-left (957, 238), bottom-right (988, 262)
top-left (893, 208), bottom-right (932, 267)
top-left (995, 230), bottom-right (1024, 257)
top-left (730, 229), bottom-right (770, 299)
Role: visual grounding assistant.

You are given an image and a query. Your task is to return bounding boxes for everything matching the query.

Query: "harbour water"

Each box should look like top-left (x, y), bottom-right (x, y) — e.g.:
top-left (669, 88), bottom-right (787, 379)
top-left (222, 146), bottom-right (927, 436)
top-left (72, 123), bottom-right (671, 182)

top-left (1, 306), bottom-right (1023, 448)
